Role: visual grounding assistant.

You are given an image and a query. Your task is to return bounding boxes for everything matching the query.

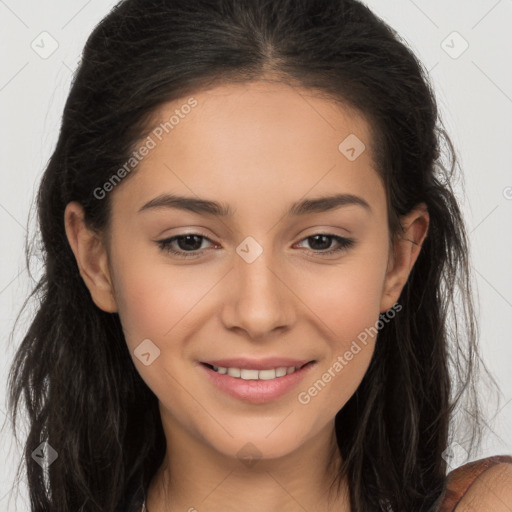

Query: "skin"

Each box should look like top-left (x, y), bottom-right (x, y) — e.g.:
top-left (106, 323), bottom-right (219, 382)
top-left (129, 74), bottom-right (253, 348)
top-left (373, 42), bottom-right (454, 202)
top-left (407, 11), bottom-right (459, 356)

top-left (457, 462), bottom-right (512, 511)
top-left (64, 80), bottom-right (430, 512)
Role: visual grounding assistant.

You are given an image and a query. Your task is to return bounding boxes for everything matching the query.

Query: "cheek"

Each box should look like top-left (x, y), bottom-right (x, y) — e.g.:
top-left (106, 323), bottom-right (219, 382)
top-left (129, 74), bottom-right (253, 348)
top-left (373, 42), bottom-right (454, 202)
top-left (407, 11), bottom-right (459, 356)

top-left (110, 239), bottom-right (211, 350)
top-left (111, 254), bottom-right (218, 399)
top-left (300, 255), bottom-right (386, 343)
top-left (293, 256), bottom-right (387, 416)
top-left (114, 269), bottom-right (214, 347)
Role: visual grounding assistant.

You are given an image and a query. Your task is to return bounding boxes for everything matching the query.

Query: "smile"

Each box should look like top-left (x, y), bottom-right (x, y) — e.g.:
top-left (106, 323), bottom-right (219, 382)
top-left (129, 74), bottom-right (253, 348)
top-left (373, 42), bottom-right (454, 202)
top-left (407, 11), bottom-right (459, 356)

top-left (199, 360), bottom-right (317, 403)
top-left (204, 363), bottom-right (307, 380)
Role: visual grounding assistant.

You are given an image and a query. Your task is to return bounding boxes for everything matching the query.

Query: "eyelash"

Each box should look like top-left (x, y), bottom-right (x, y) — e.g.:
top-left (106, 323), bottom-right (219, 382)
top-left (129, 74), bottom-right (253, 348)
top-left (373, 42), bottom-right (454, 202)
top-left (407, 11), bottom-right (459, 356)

top-left (156, 232), bottom-right (355, 259)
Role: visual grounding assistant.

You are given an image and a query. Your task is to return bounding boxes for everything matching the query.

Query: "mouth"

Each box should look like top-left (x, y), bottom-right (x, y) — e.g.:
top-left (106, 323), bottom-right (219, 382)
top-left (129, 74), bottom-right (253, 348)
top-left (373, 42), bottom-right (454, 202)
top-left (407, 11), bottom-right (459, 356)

top-left (200, 360), bottom-right (313, 381)
top-left (199, 359), bottom-right (317, 403)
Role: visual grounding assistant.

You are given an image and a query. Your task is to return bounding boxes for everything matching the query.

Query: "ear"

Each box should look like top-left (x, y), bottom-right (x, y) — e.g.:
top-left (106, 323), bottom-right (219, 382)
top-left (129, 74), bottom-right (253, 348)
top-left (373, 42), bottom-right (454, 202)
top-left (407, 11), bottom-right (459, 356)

top-left (380, 202), bottom-right (429, 313)
top-left (64, 201), bottom-right (118, 313)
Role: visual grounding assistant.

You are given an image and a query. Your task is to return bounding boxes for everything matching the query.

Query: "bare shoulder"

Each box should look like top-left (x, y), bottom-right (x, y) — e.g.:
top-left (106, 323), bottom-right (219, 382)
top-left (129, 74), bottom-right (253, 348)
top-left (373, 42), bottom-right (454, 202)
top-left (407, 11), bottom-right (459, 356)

top-left (456, 462), bottom-right (512, 511)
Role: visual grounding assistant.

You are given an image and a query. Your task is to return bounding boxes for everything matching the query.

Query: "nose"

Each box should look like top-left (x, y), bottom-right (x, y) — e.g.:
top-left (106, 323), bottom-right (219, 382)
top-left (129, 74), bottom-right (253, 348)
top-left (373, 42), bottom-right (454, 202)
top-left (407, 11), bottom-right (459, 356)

top-left (220, 251), bottom-right (297, 340)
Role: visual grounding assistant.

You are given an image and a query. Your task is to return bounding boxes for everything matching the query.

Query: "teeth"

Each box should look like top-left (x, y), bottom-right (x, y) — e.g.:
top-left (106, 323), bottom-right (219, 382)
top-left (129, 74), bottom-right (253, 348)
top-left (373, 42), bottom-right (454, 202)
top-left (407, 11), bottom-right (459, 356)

top-left (258, 369), bottom-right (278, 380)
top-left (210, 365), bottom-right (299, 380)
top-left (241, 369), bottom-right (259, 380)
top-left (227, 367), bottom-right (241, 378)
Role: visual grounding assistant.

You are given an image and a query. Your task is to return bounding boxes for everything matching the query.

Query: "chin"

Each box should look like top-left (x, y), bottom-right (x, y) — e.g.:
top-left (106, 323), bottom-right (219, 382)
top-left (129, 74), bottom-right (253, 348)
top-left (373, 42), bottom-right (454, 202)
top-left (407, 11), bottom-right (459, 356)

top-left (204, 426), bottom-right (311, 463)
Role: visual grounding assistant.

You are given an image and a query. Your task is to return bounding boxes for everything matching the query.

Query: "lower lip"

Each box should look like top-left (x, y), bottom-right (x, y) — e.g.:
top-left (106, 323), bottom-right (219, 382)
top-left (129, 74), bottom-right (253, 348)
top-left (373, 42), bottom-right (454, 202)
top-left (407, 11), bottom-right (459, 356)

top-left (199, 361), bottom-right (317, 404)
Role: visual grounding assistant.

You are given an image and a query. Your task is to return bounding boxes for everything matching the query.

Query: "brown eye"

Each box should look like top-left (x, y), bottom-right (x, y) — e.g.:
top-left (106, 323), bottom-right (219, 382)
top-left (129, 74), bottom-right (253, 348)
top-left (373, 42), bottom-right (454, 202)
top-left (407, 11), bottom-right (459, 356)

top-left (296, 234), bottom-right (355, 255)
top-left (157, 233), bottom-right (214, 258)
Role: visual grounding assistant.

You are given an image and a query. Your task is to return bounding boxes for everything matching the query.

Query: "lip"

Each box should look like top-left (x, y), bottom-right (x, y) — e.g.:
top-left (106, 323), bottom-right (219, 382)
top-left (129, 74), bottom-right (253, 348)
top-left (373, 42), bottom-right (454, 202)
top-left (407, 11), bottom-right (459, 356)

top-left (201, 357), bottom-right (312, 370)
top-left (199, 359), bottom-right (317, 404)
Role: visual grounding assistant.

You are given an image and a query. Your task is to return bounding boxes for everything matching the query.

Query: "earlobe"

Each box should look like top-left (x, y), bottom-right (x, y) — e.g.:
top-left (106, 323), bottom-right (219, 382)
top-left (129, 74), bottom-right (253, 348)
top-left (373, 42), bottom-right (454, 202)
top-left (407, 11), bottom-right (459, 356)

top-left (380, 203), bottom-right (429, 313)
top-left (64, 201), bottom-right (118, 313)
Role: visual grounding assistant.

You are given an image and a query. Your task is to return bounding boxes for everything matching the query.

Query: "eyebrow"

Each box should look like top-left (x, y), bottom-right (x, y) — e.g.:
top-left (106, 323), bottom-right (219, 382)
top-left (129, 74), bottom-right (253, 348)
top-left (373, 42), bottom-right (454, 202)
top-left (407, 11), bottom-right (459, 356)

top-left (138, 192), bottom-right (372, 217)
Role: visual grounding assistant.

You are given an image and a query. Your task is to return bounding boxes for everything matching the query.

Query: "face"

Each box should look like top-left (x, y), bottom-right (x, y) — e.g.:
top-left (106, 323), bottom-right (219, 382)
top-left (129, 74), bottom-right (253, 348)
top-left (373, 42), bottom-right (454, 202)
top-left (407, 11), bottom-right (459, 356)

top-left (65, 79), bottom-right (428, 463)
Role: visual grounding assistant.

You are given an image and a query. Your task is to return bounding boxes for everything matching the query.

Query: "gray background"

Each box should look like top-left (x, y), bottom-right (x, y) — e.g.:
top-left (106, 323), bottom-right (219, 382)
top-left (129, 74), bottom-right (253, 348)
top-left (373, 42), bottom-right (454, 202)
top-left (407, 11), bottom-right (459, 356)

top-left (1, 1), bottom-right (511, 510)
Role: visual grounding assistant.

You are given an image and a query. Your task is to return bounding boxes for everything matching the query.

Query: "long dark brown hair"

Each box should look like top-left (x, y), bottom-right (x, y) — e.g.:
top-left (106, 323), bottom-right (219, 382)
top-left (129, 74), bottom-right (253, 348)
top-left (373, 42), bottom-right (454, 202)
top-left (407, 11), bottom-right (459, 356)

top-left (6, 0), bottom-right (495, 510)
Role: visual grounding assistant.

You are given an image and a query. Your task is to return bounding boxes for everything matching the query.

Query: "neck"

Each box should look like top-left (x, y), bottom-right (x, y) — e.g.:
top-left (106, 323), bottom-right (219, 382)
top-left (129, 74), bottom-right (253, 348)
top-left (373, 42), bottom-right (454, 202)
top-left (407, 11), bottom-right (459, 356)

top-left (145, 417), bottom-right (350, 512)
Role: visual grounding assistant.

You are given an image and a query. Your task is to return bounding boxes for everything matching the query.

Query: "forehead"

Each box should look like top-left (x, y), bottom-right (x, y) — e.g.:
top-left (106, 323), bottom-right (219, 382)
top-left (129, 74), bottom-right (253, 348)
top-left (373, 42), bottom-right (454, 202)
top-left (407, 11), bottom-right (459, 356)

top-left (152, 80), bottom-right (376, 161)
top-left (111, 80), bottom-right (386, 223)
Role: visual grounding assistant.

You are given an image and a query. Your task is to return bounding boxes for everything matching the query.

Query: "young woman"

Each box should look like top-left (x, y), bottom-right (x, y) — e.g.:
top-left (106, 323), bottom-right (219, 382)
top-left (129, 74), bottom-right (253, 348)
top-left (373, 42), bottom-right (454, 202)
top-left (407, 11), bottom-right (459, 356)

top-left (6, 1), bottom-right (512, 511)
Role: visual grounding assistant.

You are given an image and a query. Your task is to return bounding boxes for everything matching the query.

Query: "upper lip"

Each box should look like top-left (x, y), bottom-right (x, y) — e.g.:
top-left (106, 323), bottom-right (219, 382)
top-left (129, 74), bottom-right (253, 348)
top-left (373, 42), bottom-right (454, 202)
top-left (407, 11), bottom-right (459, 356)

top-left (201, 357), bottom-right (314, 370)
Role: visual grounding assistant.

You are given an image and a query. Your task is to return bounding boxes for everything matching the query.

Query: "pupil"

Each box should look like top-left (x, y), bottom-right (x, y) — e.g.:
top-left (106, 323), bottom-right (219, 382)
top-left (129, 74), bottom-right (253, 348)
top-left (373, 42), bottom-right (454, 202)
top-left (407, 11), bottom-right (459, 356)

top-left (309, 235), bottom-right (331, 250)
top-left (178, 235), bottom-right (202, 251)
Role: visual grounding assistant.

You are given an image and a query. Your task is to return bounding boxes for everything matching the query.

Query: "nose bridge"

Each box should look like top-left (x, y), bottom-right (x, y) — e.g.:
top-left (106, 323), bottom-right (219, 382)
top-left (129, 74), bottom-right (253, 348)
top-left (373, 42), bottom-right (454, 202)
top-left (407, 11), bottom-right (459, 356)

top-left (220, 241), bottom-right (295, 337)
